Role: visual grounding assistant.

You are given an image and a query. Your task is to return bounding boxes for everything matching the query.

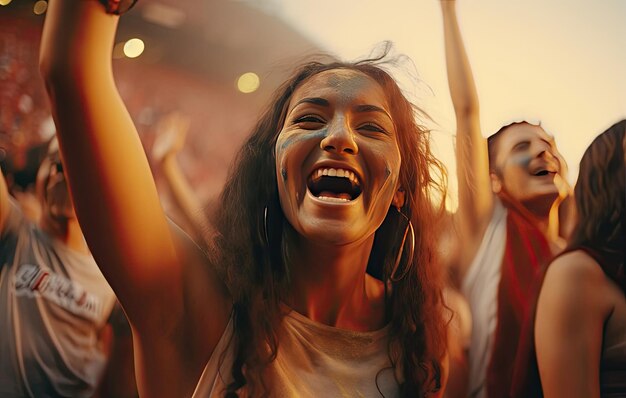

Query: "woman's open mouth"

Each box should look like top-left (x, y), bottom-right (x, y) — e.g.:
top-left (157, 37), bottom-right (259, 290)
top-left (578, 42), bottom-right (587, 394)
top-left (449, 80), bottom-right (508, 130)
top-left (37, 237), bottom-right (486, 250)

top-left (307, 167), bottom-right (362, 203)
top-left (530, 160), bottom-right (559, 178)
top-left (531, 168), bottom-right (557, 178)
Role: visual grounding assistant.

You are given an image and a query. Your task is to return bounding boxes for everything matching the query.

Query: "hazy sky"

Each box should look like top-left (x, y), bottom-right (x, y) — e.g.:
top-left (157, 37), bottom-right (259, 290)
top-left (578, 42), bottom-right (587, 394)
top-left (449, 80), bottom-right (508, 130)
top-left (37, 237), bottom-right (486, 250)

top-left (271, 0), bottom-right (626, 206)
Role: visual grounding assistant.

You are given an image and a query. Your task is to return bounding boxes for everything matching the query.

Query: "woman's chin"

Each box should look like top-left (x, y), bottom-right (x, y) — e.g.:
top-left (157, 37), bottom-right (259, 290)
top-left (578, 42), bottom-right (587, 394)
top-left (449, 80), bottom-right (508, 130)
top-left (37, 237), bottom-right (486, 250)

top-left (296, 221), bottom-right (371, 247)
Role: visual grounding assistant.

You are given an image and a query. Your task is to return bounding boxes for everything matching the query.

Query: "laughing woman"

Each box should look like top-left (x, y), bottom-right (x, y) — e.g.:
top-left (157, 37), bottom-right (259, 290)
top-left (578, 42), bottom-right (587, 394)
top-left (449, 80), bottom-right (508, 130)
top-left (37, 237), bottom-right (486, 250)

top-left (39, 1), bottom-right (448, 396)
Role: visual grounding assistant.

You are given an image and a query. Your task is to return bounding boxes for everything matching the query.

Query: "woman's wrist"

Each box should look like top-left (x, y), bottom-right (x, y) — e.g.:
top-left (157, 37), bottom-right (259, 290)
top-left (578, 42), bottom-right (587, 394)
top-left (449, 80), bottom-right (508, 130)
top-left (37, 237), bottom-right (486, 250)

top-left (98, 0), bottom-right (137, 15)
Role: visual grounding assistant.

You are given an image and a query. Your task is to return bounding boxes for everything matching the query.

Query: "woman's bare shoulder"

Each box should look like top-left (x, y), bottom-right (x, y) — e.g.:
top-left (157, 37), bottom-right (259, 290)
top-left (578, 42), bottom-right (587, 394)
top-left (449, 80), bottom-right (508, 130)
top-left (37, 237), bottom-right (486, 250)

top-left (544, 250), bottom-right (605, 286)
top-left (541, 250), bottom-right (614, 316)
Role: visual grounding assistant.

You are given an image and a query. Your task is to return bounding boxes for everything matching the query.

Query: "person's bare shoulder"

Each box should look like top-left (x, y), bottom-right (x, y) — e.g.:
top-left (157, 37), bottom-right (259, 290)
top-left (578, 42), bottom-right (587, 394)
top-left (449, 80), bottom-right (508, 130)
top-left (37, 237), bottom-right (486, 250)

top-left (541, 250), bottom-right (613, 317)
top-left (544, 251), bottom-right (605, 288)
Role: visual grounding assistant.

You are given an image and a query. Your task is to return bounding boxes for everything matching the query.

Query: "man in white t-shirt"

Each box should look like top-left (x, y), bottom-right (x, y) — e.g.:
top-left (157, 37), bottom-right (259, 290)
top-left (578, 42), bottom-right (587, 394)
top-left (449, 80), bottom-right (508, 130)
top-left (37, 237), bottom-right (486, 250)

top-left (0, 138), bottom-right (136, 397)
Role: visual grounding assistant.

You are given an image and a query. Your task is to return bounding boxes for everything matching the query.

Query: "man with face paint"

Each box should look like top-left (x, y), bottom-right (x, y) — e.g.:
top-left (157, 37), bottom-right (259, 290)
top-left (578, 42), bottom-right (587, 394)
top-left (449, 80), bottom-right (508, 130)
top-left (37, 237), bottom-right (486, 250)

top-left (0, 138), bottom-right (135, 397)
top-left (440, 1), bottom-right (572, 397)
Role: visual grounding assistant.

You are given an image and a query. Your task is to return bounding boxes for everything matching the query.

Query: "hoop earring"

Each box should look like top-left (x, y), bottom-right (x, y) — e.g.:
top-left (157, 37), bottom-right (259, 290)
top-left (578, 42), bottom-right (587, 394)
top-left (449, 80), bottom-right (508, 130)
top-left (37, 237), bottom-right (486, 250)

top-left (263, 200), bottom-right (282, 249)
top-left (263, 206), bottom-right (269, 246)
top-left (389, 208), bottom-right (415, 282)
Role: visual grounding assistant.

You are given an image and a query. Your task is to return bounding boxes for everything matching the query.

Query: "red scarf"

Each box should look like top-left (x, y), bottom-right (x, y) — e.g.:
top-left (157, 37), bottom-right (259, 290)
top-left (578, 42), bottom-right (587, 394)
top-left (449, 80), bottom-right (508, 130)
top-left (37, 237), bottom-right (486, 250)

top-left (486, 194), bottom-right (554, 398)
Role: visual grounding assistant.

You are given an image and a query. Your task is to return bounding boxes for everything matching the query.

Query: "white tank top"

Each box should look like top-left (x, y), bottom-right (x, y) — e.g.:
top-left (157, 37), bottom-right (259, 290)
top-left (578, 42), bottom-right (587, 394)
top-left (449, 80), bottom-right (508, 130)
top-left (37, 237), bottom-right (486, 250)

top-left (192, 306), bottom-right (400, 397)
top-left (461, 199), bottom-right (507, 398)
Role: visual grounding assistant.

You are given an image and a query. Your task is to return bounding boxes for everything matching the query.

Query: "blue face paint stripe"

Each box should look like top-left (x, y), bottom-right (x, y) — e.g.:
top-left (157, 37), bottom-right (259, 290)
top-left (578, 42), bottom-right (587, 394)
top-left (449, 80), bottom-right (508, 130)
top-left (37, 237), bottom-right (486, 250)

top-left (278, 128), bottom-right (328, 152)
top-left (510, 154), bottom-right (533, 168)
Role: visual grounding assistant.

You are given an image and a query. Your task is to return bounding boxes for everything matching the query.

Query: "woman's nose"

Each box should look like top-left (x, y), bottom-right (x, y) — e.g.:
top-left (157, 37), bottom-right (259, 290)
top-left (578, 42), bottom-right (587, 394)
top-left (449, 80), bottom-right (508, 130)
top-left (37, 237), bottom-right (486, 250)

top-left (320, 120), bottom-right (359, 155)
top-left (533, 140), bottom-right (555, 159)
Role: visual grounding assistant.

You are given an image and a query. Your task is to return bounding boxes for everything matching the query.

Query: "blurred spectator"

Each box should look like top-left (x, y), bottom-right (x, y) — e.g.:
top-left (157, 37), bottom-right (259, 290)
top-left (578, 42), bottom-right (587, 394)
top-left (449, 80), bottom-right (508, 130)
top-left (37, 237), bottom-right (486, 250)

top-left (439, 2), bottom-right (573, 397)
top-left (0, 138), bottom-right (136, 397)
top-left (535, 120), bottom-right (626, 397)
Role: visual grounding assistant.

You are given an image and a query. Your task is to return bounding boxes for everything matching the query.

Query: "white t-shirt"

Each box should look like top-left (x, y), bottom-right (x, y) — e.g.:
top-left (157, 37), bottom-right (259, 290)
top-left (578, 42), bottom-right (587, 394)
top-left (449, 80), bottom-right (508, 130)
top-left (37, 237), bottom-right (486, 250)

top-left (0, 200), bottom-right (116, 397)
top-left (193, 306), bottom-right (400, 397)
top-left (461, 199), bottom-right (508, 398)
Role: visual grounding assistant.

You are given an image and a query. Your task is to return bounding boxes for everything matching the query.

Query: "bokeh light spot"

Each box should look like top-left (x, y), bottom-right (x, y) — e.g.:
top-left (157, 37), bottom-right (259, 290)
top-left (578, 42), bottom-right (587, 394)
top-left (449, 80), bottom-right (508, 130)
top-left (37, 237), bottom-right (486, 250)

top-left (237, 72), bottom-right (260, 94)
top-left (33, 0), bottom-right (47, 14)
top-left (123, 38), bottom-right (145, 59)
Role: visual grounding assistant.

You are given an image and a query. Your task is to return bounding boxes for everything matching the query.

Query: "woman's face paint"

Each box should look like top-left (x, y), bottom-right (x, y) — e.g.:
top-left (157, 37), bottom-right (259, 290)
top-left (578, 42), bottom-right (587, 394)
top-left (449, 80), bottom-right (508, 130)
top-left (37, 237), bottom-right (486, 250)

top-left (493, 123), bottom-right (562, 207)
top-left (509, 153), bottom-right (533, 168)
top-left (274, 69), bottom-right (402, 245)
top-left (278, 129), bottom-right (329, 153)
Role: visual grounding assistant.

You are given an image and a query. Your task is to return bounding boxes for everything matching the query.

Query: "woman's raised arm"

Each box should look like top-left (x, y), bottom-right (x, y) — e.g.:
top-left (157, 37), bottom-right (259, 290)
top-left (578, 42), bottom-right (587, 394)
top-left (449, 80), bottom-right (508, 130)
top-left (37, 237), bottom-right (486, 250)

top-left (440, 0), bottom-right (494, 271)
top-left (39, 2), bottom-right (231, 394)
top-left (40, 0), bottom-right (187, 331)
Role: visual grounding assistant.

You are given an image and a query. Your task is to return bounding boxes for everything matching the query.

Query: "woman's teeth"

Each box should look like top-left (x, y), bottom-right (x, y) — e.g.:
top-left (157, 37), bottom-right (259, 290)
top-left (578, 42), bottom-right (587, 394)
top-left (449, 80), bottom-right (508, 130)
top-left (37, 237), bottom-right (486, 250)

top-left (312, 168), bottom-right (359, 185)
top-left (317, 195), bottom-right (351, 202)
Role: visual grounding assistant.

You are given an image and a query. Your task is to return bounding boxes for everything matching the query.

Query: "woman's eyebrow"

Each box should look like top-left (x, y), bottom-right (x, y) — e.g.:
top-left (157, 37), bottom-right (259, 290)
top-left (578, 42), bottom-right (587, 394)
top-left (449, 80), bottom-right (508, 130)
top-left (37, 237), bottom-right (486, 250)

top-left (354, 104), bottom-right (392, 121)
top-left (293, 97), bottom-right (329, 108)
top-left (287, 97), bottom-right (329, 117)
